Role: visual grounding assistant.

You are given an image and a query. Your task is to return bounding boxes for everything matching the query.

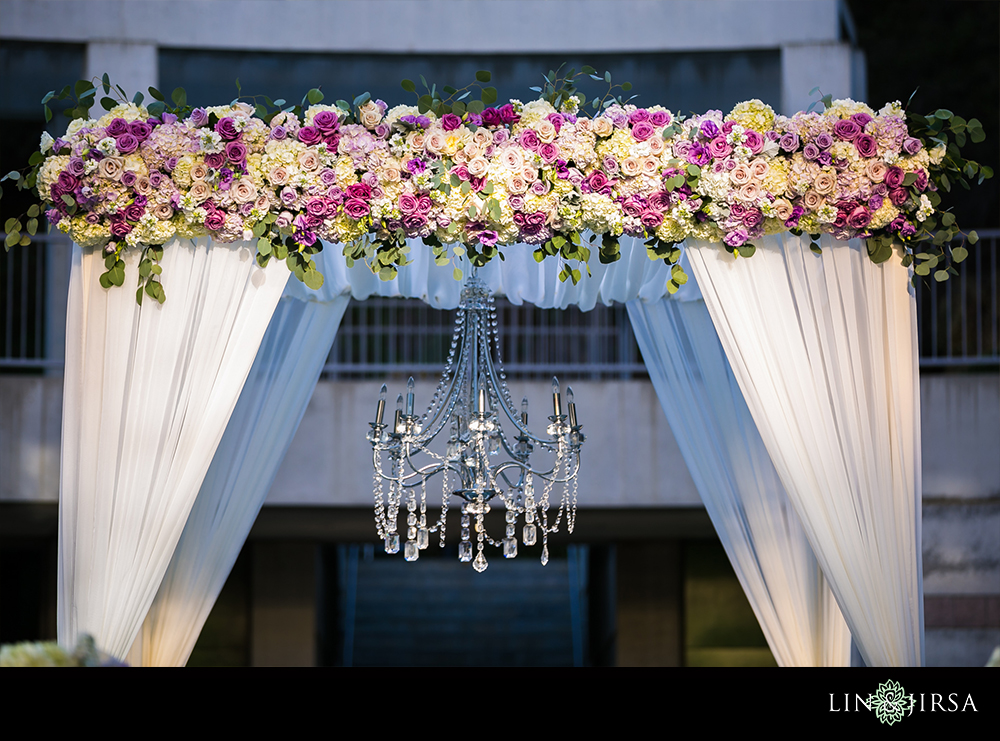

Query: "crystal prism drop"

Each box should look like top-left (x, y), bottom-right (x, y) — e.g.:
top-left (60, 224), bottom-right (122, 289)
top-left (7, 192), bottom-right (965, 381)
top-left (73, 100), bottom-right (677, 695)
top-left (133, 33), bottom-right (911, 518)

top-left (459, 541), bottom-right (473, 562)
top-left (417, 527), bottom-right (429, 550)
top-left (503, 537), bottom-right (517, 559)
top-left (404, 540), bottom-right (419, 562)
top-left (523, 523), bottom-right (537, 546)
top-left (506, 523), bottom-right (516, 539)
top-left (385, 533), bottom-right (400, 554)
top-left (540, 545), bottom-right (549, 566)
top-left (473, 552), bottom-right (488, 572)
top-left (407, 526), bottom-right (417, 540)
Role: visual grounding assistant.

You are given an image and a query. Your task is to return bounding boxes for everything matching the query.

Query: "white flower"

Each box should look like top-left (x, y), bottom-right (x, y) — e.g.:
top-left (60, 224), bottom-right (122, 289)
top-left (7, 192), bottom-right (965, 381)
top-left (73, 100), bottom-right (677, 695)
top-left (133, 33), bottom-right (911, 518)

top-left (916, 194), bottom-right (933, 222)
top-left (39, 131), bottom-right (54, 153)
top-left (97, 137), bottom-right (119, 157)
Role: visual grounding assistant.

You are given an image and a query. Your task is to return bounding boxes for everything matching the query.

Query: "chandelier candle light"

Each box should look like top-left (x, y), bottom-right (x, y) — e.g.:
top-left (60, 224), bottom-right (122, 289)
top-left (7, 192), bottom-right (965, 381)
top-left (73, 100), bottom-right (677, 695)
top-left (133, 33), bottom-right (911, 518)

top-left (367, 273), bottom-right (584, 572)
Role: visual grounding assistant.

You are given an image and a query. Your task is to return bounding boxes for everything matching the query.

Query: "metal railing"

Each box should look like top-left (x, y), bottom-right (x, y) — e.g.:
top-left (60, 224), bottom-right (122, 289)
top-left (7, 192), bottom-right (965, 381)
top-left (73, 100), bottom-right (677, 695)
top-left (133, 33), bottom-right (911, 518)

top-left (914, 229), bottom-right (999, 368)
top-left (2, 231), bottom-right (998, 374)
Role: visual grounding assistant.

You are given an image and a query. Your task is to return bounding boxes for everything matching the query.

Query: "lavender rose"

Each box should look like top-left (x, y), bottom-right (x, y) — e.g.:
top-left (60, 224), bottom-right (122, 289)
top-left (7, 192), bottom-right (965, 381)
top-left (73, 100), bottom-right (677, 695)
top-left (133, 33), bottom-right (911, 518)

top-left (903, 137), bottom-right (923, 156)
top-left (833, 119), bottom-right (861, 141)
top-left (215, 117), bottom-right (240, 141)
top-left (854, 134), bottom-right (878, 158)
top-left (631, 121), bottom-right (655, 142)
top-left (105, 118), bottom-right (129, 137)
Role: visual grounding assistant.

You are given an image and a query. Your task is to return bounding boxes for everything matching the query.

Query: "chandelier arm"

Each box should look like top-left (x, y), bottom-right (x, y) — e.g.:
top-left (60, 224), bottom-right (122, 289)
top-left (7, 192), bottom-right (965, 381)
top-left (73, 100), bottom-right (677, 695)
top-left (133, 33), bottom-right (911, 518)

top-left (413, 320), bottom-right (472, 446)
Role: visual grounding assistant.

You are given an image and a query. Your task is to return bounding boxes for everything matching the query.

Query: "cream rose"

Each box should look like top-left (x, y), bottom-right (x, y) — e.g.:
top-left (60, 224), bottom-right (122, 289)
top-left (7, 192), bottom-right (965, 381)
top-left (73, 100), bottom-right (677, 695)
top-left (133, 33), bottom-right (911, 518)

top-left (772, 198), bottom-right (793, 221)
top-left (730, 162), bottom-right (752, 186)
top-left (648, 136), bottom-right (665, 155)
top-left (134, 176), bottom-right (153, 196)
top-left (749, 158), bottom-right (769, 179)
top-left (865, 160), bottom-right (887, 183)
top-left (359, 101), bottom-right (383, 129)
top-left (501, 148), bottom-right (524, 172)
top-left (621, 157), bottom-right (643, 177)
top-left (406, 131), bottom-right (426, 151)
top-left (802, 189), bottom-right (824, 211)
top-left (231, 178), bottom-right (258, 204)
top-left (269, 165), bottom-right (290, 186)
top-left (813, 170), bottom-right (837, 196)
top-left (425, 130), bottom-right (447, 154)
top-left (592, 117), bottom-right (613, 137)
top-left (153, 203), bottom-right (174, 220)
top-left (641, 157), bottom-right (659, 176)
top-left (97, 157), bottom-right (125, 181)
top-left (190, 163), bottom-right (209, 182)
top-left (189, 181), bottom-right (212, 203)
top-left (738, 182), bottom-right (760, 202)
top-left (467, 156), bottom-right (490, 178)
top-left (297, 150), bottom-right (320, 171)
top-left (536, 120), bottom-right (557, 143)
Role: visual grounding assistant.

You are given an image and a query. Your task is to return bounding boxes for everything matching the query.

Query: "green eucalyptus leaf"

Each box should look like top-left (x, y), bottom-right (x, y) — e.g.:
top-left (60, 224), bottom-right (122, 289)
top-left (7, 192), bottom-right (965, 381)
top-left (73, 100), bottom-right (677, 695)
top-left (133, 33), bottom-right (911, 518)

top-left (968, 230), bottom-right (979, 244)
top-left (171, 87), bottom-right (187, 107)
top-left (475, 70), bottom-right (492, 83)
top-left (307, 88), bottom-right (324, 105)
top-left (99, 271), bottom-right (113, 289)
top-left (100, 96), bottom-right (117, 111)
top-left (482, 87), bottom-right (498, 105)
top-left (934, 269), bottom-right (949, 282)
top-left (303, 268), bottom-right (324, 290)
top-left (401, 79), bottom-right (416, 93)
top-left (941, 212), bottom-right (955, 226)
top-left (951, 245), bottom-right (968, 263)
top-left (26, 204), bottom-right (39, 218)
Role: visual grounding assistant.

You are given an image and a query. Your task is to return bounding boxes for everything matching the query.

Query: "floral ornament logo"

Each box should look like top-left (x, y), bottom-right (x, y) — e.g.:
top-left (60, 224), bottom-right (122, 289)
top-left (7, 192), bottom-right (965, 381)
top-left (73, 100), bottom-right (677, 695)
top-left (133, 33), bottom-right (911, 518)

top-left (868, 680), bottom-right (915, 725)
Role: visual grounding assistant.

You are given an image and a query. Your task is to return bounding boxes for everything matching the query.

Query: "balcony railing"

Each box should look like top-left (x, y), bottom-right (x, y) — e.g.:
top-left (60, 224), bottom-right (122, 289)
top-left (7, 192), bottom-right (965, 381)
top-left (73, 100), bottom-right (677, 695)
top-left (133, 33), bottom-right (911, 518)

top-left (2, 230), bottom-right (998, 374)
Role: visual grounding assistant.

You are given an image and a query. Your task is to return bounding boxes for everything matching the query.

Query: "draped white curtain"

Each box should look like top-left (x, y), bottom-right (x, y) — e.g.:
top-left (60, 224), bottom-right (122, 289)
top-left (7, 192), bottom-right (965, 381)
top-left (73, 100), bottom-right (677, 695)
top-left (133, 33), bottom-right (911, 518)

top-left (134, 257), bottom-right (349, 667)
top-left (628, 293), bottom-right (850, 666)
top-left (686, 233), bottom-right (924, 667)
top-left (58, 238), bottom-right (288, 660)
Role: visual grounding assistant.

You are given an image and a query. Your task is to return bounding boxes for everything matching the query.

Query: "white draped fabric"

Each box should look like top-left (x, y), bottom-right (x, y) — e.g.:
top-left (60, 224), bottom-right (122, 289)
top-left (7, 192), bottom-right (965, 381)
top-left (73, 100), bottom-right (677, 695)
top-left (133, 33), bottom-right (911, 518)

top-left (325, 237), bottom-right (674, 310)
top-left (135, 259), bottom-right (349, 667)
top-left (628, 294), bottom-right (850, 666)
top-left (686, 233), bottom-right (924, 667)
top-left (58, 238), bottom-right (288, 660)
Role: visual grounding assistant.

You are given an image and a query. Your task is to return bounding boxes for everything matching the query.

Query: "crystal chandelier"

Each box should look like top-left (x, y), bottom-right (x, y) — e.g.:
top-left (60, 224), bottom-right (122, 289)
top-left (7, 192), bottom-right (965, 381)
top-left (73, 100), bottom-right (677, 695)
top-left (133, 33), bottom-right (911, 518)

top-left (367, 273), bottom-right (584, 572)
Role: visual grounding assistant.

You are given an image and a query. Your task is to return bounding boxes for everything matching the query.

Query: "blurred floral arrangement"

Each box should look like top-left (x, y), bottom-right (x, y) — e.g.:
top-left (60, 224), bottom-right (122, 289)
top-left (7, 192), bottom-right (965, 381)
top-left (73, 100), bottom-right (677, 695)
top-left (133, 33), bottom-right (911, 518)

top-left (0, 634), bottom-right (127, 667)
top-left (2, 67), bottom-right (991, 303)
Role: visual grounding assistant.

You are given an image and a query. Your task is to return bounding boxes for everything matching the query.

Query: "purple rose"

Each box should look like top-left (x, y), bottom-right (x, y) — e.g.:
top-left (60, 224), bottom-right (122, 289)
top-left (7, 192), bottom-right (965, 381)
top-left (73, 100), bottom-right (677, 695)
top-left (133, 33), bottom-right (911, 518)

top-left (416, 195), bottom-right (433, 215)
top-left (313, 110), bottom-right (340, 133)
top-left (851, 111), bottom-right (873, 128)
top-left (884, 166), bottom-right (905, 188)
top-left (129, 121), bottom-right (152, 142)
top-left (854, 134), bottom-right (878, 158)
top-left (539, 142), bottom-right (560, 164)
top-left (105, 118), bottom-right (129, 137)
top-left (868, 195), bottom-right (884, 211)
top-left (205, 152), bottom-right (226, 169)
top-left (648, 191), bottom-right (672, 212)
top-left (402, 213), bottom-right (427, 231)
top-left (640, 210), bottom-right (663, 228)
top-left (628, 109), bottom-right (651, 125)
top-left (519, 129), bottom-right (541, 151)
top-left (815, 132), bottom-right (834, 150)
top-left (110, 219), bottom-right (132, 238)
top-left (547, 113), bottom-right (564, 132)
top-left (915, 170), bottom-right (928, 192)
top-left (723, 229), bottom-right (749, 248)
top-left (347, 182), bottom-right (372, 201)
top-left (585, 170), bottom-right (609, 193)
top-left (743, 129), bottom-right (764, 154)
top-left (833, 119), bottom-right (861, 141)
top-left (344, 198), bottom-right (370, 219)
top-left (441, 113), bottom-right (462, 131)
top-left (498, 104), bottom-right (520, 125)
top-left (305, 198), bottom-right (329, 217)
top-left (779, 132), bottom-right (799, 152)
top-left (165, 157), bottom-right (178, 172)
top-left (225, 141), bottom-right (248, 163)
top-left (148, 171), bottom-right (162, 187)
top-left (215, 117), bottom-right (240, 141)
top-left (270, 125), bottom-right (288, 141)
top-left (280, 187), bottom-right (298, 206)
top-left (188, 108), bottom-right (209, 127)
top-left (622, 197), bottom-right (645, 218)
top-left (817, 151), bottom-right (833, 167)
top-left (297, 126), bottom-right (322, 146)
top-left (56, 171), bottom-right (79, 193)
top-left (742, 209), bottom-right (763, 230)
top-left (399, 193), bottom-right (419, 214)
top-left (803, 143), bottom-right (820, 161)
top-left (120, 171), bottom-right (136, 187)
top-left (899, 220), bottom-right (917, 238)
top-left (650, 110), bottom-right (671, 127)
top-left (889, 187), bottom-right (909, 206)
top-left (903, 137), bottom-right (923, 156)
top-left (631, 121), bottom-right (655, 142)
top-left (481, 107), bottom-right (504, 127)
top-left (115, 133), bottom-right (139, 154)
top-left (125, 202), bottom-right (145, 221)
top-left (847, 206), bottom-right (871, 230)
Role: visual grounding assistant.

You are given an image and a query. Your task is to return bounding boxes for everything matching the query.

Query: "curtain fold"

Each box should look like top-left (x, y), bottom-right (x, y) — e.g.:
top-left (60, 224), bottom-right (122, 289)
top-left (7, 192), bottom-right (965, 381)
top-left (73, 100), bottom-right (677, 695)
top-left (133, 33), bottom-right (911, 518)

top-left (685, 233), bottom-right (924, 667)
top-left (628, 296), bottom-right (850, 666)
top-left (135, 254), bottom-right (350, 667)
top-left (58, 238), bottom-right (289, 659)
